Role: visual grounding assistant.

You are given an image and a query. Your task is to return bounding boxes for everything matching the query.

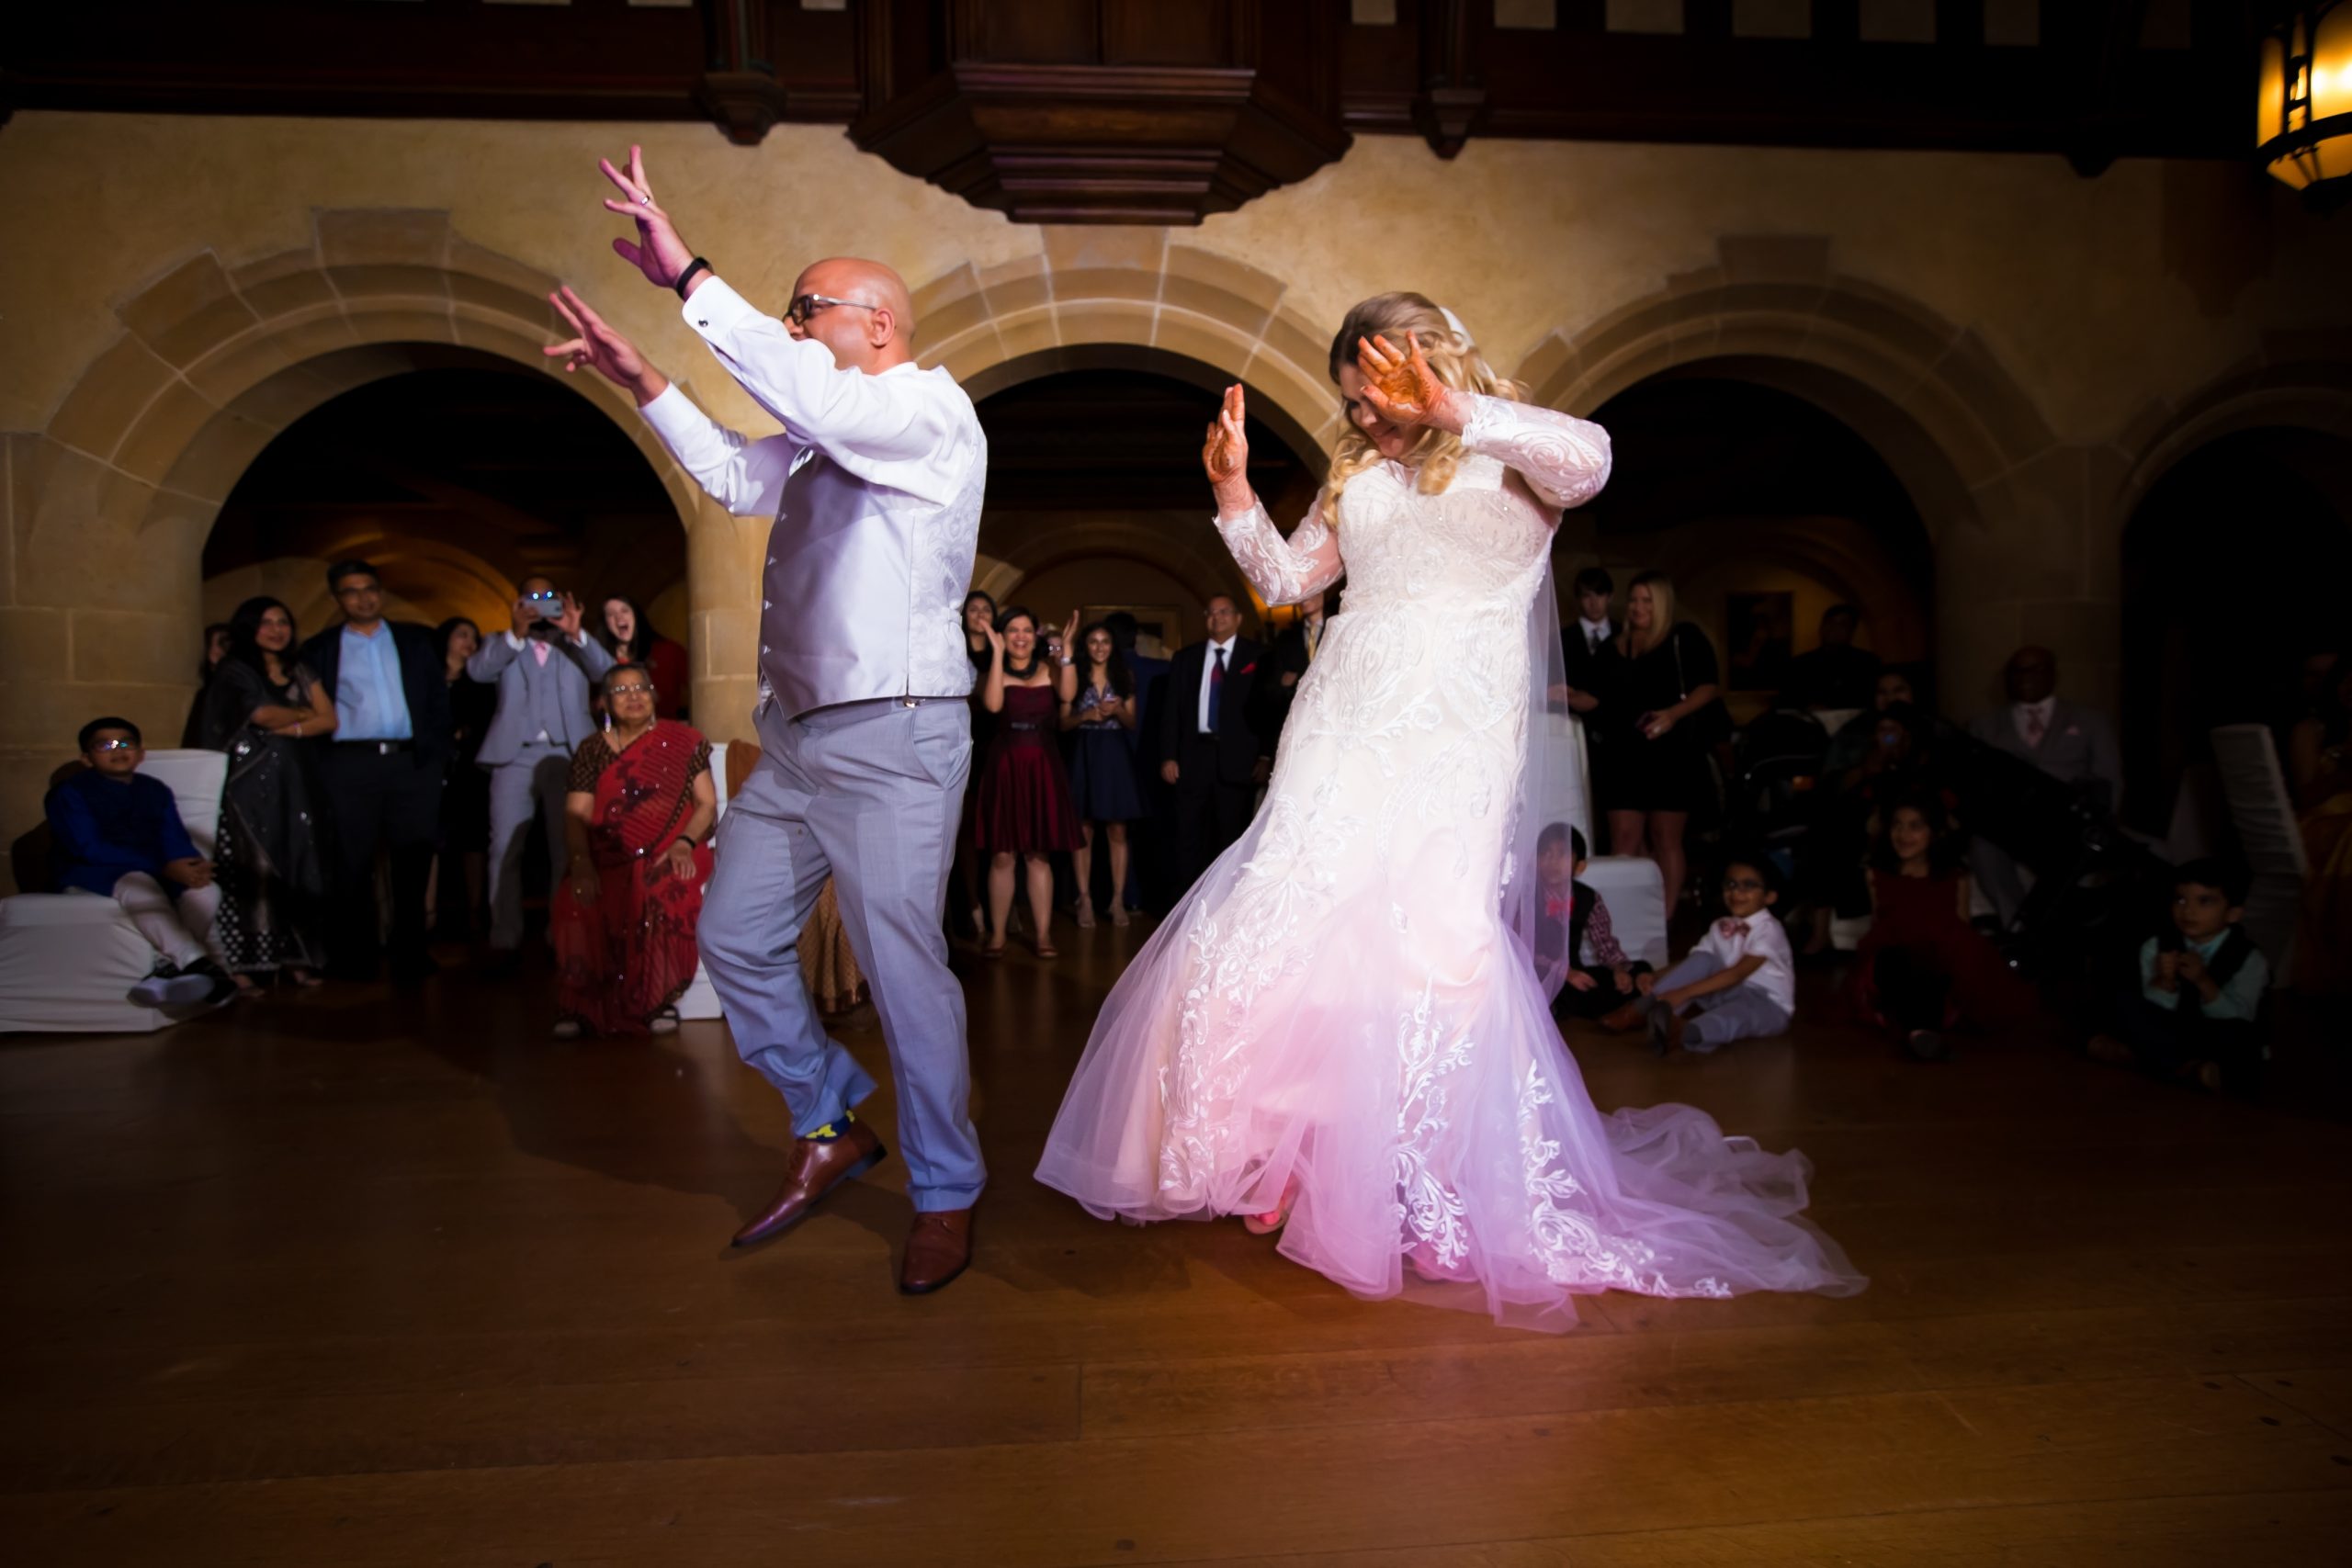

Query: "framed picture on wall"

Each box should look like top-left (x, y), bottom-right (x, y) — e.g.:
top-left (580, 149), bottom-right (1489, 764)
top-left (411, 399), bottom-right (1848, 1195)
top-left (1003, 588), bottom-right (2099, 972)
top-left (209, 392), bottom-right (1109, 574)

top-left (1724, 591), bottom-right (1793, 693)
top-left (1084, 604), bottom-right (1186, 659)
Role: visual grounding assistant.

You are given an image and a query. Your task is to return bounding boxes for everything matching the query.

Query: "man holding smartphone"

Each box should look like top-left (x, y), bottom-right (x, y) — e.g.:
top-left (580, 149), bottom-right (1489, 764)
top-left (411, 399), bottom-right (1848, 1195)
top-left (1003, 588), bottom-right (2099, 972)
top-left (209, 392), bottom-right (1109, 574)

top-left (467, 573), bottom-right (614, 970)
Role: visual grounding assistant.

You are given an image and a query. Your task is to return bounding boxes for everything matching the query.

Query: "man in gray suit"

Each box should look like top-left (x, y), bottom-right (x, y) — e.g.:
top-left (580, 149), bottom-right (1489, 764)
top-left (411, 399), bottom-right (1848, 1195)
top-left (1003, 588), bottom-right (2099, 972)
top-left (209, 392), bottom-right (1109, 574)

top-left (549, 145), bottom-right (986, 1294)
top-left (1965, 645), bottom-right (2123, 925)
top-left (466, 576), bottom-right (614, 964)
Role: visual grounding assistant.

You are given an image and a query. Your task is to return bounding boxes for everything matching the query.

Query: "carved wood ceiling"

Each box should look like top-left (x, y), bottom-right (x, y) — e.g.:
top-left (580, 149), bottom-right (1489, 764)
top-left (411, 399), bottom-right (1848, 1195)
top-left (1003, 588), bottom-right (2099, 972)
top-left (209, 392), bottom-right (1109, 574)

top-left (5, 2), bottom-right (2258, 224)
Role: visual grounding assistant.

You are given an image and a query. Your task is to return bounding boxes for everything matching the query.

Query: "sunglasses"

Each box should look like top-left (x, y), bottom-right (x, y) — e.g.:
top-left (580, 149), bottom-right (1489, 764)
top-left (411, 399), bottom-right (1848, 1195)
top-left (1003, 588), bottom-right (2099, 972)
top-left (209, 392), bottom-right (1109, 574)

top-left (786, 293), bottom-right (881, 328)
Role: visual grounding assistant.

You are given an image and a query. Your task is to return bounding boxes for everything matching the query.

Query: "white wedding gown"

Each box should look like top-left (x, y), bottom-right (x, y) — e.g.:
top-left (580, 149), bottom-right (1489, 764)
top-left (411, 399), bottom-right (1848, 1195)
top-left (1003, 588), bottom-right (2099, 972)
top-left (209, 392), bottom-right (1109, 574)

top-left (1035, 394), bottom-right (1863, 1330)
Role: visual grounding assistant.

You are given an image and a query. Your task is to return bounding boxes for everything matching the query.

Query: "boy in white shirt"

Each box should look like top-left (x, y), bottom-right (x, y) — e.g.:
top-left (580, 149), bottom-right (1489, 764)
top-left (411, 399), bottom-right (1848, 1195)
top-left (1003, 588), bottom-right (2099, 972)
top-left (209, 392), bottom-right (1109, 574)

top-left (1634, 853), bottom-right (1796, 1055)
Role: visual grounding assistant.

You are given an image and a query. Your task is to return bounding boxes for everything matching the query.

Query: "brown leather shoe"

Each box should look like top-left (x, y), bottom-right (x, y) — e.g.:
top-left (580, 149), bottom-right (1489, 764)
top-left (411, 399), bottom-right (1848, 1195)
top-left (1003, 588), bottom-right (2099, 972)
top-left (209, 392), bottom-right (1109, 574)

top-left (730, 1121), bottom-right (888, 1249)
top-left (898, 1207), bottom-right (974, 1295)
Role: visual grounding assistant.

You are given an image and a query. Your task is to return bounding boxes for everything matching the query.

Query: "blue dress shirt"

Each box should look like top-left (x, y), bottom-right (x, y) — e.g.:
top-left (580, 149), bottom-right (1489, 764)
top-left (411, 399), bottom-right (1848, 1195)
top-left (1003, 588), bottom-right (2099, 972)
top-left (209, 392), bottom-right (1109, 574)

top-left (336, 623), bottom-right (413, 741)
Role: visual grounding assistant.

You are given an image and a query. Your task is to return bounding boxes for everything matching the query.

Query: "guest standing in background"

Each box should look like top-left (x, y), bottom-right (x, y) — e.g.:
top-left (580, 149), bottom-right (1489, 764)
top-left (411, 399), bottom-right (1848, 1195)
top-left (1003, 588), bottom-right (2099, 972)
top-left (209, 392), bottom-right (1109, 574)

top-left (178, 622), bottom-right (232, 749)
top-left (550, 663), bottom-right (716, 1037)
top-left (433, 616), bottom-right (496, 941)
top-left (975, 606), bottom-right (1080, 957)
top-left (1963, 645), bottom-right (2122, 927)
top-left (2290, 654), bottom-right (2352, 993)
top-left (1560, 567), bottom-right (1621, 824)
top-left (596, 594), bottom-right (689, 720)
top-left (1106, 609), bottom-right (1173, 918)
top-left (1604, 570), bottom-right (1723, 912)
top-left (468, 574), bottom-right (616, 972)
top-left (1061, 620), bottom-right (1141, 929)
top-left (1256, 586), bottom-right (1333, 756)
top-left (1159, 592), bottom-right (1272, 894)
top-left (198, 595), bottom-right (336, 990)
top-left (954, 589), bottom-right (1000, 938)
top-left (298, 559), bottom-right (452, 986)
top-left (1783, 604), bottom-right (1883, 717)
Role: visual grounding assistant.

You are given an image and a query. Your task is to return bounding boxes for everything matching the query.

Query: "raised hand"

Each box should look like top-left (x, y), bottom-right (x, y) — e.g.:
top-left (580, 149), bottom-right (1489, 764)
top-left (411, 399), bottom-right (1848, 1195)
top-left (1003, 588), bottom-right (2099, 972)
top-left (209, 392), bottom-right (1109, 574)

top-left (1060, 610), bottom-right (1080, 654)
top-left (984, 624), bottom-right (1006, 661)
top-left (554, 592), bottom-right (588, 642)
top-left (1354, 332), bottom-right (1460, 431)
top-left (599, 144), bottom-right (695, 290)
top-left (1203, 384), bottom-right (1251, 505)
top-left (546, 287), bottom-right (662, 400)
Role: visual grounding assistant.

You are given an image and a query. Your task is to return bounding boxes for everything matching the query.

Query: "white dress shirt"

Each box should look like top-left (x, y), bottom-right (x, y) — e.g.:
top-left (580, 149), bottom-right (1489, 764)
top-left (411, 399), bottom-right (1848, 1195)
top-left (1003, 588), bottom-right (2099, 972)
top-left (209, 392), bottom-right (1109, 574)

top-left (639, 277), bottom-right (985, 718)
top-left (1578, 615), bottom-right (1613, 653)
top-left (1690, 909), bottom-right (1796, 1017)
top-left (1196, 636), bottom-right (1238, 734)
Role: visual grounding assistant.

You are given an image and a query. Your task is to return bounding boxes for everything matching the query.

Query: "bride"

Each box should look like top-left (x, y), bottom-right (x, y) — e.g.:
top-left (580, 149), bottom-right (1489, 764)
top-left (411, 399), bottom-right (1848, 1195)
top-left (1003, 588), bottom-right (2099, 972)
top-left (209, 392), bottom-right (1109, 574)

top-left (1035, 292), bottom-right (1862, 1329)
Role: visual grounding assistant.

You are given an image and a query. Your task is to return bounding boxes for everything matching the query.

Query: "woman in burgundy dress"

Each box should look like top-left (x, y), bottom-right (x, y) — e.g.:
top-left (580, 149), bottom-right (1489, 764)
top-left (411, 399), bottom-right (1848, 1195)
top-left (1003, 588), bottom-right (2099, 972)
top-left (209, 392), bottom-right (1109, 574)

top-left (1851, 792), bottom-right (2038, 1061)
top-left (975, 605), bottom-right (1080, 957)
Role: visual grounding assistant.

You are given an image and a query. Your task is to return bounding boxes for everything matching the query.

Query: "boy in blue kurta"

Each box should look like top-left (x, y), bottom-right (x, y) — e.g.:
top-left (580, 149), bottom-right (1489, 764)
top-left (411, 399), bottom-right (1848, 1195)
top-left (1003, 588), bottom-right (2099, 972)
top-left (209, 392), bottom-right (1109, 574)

top-left (2089, 857), bottom-right (2269, 1095)
top-left (45, 717), bottom-right (238, 1008)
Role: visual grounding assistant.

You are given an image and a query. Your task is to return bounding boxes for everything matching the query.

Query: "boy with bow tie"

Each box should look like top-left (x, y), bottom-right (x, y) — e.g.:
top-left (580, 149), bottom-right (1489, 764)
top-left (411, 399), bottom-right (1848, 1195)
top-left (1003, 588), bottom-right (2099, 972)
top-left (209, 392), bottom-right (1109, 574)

top-left (1607, 851), bottom-right (1795, 1054)
top-left (1534, 822), bottom-right (1649, 1021)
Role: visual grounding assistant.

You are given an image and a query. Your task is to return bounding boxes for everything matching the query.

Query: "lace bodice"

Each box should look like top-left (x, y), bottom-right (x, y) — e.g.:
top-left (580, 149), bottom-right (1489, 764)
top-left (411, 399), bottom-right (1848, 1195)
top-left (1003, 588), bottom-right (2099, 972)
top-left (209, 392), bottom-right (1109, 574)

top-left (1212, 396), bottom-right (1611, 616)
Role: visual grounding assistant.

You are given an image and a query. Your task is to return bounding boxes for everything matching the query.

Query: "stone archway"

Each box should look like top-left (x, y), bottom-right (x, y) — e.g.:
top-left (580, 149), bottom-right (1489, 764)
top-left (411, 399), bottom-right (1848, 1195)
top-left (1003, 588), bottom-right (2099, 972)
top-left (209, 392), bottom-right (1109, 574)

top-left (909, 231), bottom-right (1344, 473)
top-left (1513, 237), bottom-right (2064, 714)
top-left (3, 211), bottom-right (752, 869)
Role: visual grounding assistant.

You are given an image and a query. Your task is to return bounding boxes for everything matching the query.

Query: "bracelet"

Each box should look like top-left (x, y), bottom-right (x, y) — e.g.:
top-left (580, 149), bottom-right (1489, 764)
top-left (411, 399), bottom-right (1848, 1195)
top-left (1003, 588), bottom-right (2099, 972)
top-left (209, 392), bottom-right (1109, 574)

top-left (673, 257), bottom-right (711, 299)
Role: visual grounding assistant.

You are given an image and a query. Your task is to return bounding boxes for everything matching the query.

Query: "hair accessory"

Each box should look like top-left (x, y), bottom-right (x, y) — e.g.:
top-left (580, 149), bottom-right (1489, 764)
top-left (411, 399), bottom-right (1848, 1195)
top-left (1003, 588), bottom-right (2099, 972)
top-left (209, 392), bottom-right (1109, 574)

top-left (1439, 305), bottom-right (1473, 344)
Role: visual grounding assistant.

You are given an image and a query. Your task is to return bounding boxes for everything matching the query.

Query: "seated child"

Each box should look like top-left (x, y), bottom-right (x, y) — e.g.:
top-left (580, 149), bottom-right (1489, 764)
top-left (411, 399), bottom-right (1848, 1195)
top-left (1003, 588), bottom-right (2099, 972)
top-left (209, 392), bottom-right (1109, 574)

top-left (45, 716), bottom-right (238, 1009)
top-left (1534, 823), bottom-right (1651, 1019)
top-left (1850, 793), bottom-right (2038, 1062)
top-left (2088, 857), bottom-right (2268, 1095)
top-left (1609, 851), bottom-right (1795, 1055)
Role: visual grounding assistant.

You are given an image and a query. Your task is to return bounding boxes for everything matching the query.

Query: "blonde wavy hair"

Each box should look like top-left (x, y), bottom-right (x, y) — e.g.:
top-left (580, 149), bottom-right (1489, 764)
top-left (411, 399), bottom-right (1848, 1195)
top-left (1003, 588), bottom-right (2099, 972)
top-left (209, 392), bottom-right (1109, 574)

top-left (1321, 291), bottom-right (1521, 526)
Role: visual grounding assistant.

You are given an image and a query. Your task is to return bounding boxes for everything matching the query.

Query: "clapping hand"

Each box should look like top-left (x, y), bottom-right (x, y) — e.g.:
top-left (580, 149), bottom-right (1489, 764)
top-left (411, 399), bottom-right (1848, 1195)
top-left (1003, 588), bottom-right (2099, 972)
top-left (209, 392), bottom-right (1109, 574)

top-left (1354, 332), bottom-right (1458, 430)
top-left (599, 144), bottom-right (695, 291)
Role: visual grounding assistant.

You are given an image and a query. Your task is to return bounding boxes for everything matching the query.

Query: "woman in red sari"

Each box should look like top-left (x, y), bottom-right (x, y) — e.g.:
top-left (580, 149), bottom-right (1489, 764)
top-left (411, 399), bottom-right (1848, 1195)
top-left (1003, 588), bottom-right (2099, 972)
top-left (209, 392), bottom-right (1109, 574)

top-left (552, 663), bottom-right (718, 1037)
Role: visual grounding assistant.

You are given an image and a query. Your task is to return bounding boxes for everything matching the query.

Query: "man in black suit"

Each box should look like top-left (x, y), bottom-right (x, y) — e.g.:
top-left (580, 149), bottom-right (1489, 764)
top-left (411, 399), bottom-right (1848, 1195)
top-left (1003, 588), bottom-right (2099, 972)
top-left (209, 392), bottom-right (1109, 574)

top-left (297, 558), bottom-right (453, 983)
top-left (1255, 585), bottom-right (1333, 756)
top-left (1159, 593), bottom-right (1272, 894)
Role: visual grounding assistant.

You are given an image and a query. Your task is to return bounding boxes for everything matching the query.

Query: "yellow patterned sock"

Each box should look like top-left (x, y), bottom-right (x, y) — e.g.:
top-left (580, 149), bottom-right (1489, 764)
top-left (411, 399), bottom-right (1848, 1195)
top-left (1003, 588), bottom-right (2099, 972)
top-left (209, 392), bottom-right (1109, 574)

top-left (805, 1110), bottom-right (858, 1143)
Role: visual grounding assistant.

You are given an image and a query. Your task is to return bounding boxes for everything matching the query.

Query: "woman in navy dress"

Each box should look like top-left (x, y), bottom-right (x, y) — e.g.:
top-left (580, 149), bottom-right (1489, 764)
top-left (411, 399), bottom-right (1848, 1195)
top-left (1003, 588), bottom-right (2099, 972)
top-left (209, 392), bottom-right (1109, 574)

top-left (1061, 620), bottom-right (1144, 928)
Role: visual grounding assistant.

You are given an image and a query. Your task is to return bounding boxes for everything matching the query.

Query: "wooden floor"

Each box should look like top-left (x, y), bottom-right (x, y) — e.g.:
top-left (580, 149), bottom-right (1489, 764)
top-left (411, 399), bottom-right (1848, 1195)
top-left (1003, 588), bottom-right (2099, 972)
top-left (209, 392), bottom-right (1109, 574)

top-left (5, 921), bottom-right (2350, 1567)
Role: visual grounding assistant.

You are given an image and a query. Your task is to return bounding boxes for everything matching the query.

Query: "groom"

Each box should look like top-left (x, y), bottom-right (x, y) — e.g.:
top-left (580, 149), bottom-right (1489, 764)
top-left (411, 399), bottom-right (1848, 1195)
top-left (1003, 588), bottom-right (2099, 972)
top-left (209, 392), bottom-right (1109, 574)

top-left (551, 147), bottom-right (988, 1294)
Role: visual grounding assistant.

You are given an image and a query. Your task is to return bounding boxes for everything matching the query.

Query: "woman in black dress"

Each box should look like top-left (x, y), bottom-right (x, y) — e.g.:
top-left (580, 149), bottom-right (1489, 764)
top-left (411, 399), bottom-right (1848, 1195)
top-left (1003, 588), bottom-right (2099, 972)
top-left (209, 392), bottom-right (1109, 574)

top-left (197, 596), bottom-right (337, 989)
top-left (434, 616), bottom-right (497, 940)
top-left (1602, 570), bottom-right (1723, 912)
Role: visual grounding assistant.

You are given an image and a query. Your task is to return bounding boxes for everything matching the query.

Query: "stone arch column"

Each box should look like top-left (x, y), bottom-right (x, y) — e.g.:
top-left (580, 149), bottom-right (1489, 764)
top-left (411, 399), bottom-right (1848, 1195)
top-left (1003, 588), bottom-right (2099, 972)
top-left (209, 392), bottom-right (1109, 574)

top-left (2103, 356), bottom-right (2352, 538)
top-left (2, 211), bottom-right (744, 875)
top-left (1514, 237), bottom-right (2065, 716)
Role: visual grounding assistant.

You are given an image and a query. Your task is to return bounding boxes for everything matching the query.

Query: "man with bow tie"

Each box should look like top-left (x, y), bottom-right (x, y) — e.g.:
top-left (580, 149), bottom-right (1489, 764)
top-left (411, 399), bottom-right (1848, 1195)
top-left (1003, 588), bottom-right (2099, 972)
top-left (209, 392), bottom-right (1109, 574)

top-left (1964, 645), bottom-right (2122, 927)
top-left (1159, 592), bottom-right (1272, 893)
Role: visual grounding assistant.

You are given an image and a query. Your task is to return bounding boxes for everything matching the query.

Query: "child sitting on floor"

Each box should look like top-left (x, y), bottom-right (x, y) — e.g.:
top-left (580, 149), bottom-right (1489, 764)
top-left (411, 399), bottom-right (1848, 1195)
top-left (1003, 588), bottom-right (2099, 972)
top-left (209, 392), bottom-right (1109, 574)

top-left (1850, 793), bottom-right (2038, 1063)
top-left (1533, 823), bottom-right (1650, 1020)
top-left (1606, 850), bottom-right (1794, 1055)
top-left (2088, 857), bottom-right (2268, 1095)
top-left (45, 716), bottom-right (238, 1009)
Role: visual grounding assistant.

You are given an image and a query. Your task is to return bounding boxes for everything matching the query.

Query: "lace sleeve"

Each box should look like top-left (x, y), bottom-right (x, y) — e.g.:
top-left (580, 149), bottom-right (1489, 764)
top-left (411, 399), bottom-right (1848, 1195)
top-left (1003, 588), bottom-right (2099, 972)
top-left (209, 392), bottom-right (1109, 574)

top-left (1212, 494), bottom-right (1345, 607)
top-left (1459, 395), bottom-right (1611, 512)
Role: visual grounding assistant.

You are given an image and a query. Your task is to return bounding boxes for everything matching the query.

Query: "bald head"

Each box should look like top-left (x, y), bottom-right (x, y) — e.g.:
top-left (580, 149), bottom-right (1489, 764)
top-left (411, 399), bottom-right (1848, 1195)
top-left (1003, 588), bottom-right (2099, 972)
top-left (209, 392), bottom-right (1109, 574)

top-left (788, 257), bottom-right (917, 374)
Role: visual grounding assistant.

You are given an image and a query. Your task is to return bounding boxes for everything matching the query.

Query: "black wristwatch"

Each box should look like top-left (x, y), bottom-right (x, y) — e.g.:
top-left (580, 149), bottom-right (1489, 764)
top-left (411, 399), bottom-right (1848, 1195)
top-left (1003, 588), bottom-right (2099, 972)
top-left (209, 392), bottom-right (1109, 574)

top-left (674, 257), bottom-right (711, 299)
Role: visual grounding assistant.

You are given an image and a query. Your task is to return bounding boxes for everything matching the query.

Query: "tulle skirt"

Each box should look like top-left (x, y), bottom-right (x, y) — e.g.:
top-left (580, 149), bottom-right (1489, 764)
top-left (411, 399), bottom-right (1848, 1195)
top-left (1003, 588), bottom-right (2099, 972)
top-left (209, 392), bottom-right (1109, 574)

top-left (1035, 628), bottom-right (1863, 1331)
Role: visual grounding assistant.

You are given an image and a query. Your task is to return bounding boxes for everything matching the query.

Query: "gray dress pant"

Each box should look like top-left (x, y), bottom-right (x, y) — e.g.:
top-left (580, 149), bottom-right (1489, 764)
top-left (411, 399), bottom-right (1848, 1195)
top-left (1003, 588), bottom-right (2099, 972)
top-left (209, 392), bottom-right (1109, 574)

top-left (1653, 951), bottom-right (1793, 1052)
top-left (486, 740), bottom-right (575, 951)
top-left (697, 697), bottom-right (983, 1212)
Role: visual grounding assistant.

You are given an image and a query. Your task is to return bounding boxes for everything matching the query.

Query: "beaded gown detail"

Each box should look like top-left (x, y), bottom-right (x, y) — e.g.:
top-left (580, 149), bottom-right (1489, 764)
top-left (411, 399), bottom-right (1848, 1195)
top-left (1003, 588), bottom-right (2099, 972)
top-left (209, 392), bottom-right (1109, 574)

top-left (1035, 394), bottom-right (1863, 1330)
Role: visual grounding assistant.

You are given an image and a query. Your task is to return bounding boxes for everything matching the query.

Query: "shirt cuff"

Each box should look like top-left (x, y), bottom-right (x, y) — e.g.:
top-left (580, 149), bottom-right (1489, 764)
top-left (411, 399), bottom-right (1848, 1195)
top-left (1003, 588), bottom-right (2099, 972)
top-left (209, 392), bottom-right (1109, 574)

top-left (637, 382), bottom-right (702, 446)
top-left (504, 630), bottom-right (526, 651)
top-left (679, 275), bottom-right (764, 344)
